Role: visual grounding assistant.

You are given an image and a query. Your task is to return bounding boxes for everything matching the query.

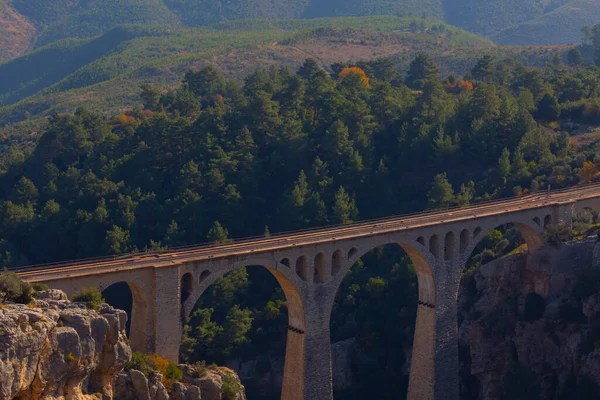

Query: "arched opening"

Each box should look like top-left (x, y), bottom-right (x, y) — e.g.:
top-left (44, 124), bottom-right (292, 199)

top-left (181, 272), bottom-right (194, 304)
top-left (429, 235), bottom-right (440, 258)
top-left (533, 216), bottom-right (541, 226)
top-left (101, 281), bottom-right (148, 353)
top-left (332, 249), bottom-right (344, 277)
top-left (417, 236), bottom-right (425, 246)
top-left (102, 282), bottom-right (132, 335)
top-left (296, 255), bottom-right (308, 281)
top-left (330, 243), bottom-right (434, 399)
top-left (474, 227), bottom-right (482, 238)
top-left (199, 270), bottom-right (211, 283)
top-left (315, 252), bottom-right (327, 283)
top-left (181, 264), bottom-right (303, 400)
top-left (445, 231), bottom-right (456, 261)
top-left (544, 214), bottom-right (553, 229)
top-left (281, 258), bottom-right (291, 267)
top-left (348, 247), bottom-right (358, 259)
top-left (460, 229), bottom-right (471, 254)
top-left (458, 222), bottom-right (543, 398)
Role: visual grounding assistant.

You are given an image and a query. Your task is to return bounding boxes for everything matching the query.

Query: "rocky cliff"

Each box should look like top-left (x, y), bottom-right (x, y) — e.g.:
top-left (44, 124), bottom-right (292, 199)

top-left (0, 289), bottom-right (130, 400)
top-left (459, 239), bottom-right (600, 399)
top-left (0, 289), bottom-right (245, 400)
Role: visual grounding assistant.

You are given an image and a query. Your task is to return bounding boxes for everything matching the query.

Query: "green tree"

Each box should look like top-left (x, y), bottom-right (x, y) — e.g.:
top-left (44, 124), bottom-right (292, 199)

top-left (207, 221), bottom-right (231, 244)
top-left (405, 53), bottom-right (439, 90)
top-left (139, 83), bottom-right (162, 111)
top-left (332, 186), bottom-right (358, 224)
top-left (566, 48), bottom-right (584, 67)
top-left (428, 173), bottom-right (454, 208)
top-left (498, 147), bottom-right (511, 182)
top-left (105, 225), bottom-right (130, 254)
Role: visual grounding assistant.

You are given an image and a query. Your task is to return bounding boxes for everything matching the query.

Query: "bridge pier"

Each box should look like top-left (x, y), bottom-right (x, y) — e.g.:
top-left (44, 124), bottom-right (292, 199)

top-left (152, 266), bottom-right (183, 361)
top-left (301, 286), bottom-right (334, 400)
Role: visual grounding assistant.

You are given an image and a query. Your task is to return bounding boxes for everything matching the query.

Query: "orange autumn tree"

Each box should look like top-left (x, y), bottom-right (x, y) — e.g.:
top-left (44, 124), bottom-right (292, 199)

top-left (339, 67), bottom-right (370, 89)
top-left (580, 161), bottom-right (598, 184)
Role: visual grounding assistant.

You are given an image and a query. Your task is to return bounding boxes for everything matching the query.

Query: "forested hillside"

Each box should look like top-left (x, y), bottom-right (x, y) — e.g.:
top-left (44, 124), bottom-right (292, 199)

top-left (0, 0), bottom-right (599, 59)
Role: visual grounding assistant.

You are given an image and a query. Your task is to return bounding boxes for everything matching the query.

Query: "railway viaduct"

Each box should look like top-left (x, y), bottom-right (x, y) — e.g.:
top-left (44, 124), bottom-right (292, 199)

top-left (16, 184), bottom-right (600, 400)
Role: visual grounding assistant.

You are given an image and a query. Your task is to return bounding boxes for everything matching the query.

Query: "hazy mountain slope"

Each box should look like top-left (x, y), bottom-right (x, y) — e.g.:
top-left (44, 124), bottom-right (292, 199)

top-left (10, 0), bottom-right (179, 46)
top-left (0, 0), bottom-right (598, 60)
top-left (0, 0), bottom-right (35, 59)
top-left (493, 0), bottom-right (600, 45)
top-left (445, 0), bottom-right (572, 37)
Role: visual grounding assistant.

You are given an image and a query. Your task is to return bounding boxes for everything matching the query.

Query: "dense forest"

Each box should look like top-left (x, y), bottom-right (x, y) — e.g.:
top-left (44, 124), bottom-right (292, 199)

top-left (3, 40), bottom-right (600, 397)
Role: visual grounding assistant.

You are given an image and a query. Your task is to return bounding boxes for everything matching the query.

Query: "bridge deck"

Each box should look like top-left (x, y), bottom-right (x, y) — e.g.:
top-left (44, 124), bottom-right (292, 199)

top-left (15, 184), bottom-right (600, 282)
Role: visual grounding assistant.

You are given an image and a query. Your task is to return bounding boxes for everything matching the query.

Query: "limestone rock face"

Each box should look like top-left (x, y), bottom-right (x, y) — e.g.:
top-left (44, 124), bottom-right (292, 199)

top-left (459, 241), bottom-right (600, 399)
top-left (0, 290), bottom-right (131, 400)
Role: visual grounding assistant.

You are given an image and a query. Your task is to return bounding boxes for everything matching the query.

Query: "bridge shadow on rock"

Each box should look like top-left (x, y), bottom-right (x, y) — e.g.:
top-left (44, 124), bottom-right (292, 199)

top-left (330, 244), bottom-right (418, 400)
top-left (180, 265), bottom-right (289, 400)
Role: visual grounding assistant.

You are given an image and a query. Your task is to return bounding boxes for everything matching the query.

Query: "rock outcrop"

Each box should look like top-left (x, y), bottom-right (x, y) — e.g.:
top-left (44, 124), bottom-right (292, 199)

top-left (0, 289), bottom-right (246, 400)
top-left (114, 365), bottom-right (246, 400)
top-left (0, 290), bottom-right (131, 400)
top-left (459, 240), bottom-right (600, 399)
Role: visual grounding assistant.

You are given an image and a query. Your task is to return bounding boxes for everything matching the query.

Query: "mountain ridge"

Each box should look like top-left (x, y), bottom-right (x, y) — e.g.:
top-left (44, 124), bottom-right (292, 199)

top-left (0, 0), bottom-right (599, 61)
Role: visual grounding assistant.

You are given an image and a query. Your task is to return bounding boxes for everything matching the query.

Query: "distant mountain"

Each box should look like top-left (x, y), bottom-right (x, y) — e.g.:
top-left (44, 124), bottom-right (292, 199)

top-left (0, 0), bottom-right (599, 61)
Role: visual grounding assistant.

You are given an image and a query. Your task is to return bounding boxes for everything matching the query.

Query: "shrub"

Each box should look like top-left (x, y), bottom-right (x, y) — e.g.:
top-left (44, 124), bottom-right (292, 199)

top-left (544, 223), bottom-right (573, 247)
top-left (128, 352), bottom-right (183, 383)
top-left (128, 352), bottom-right (153, 375)
top-left (71, 287), bottom-right (104, 310)
top-left (221, 375), bottom-right (241, 400)
top-left (32, 282), bottom-right (49, 292)
top-left (0, 269), bottom-right (33, 304)
top-left (165, 362), bottom-right (183, 381)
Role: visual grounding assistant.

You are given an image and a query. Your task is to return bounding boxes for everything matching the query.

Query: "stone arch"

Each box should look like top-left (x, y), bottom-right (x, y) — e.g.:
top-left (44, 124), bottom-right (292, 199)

top-left (429, 235), bottom-right (440, 259)
top-left (181, 257), bottom-right (306, 400)
top-left (417, 236), bottom-right (425, 246)
top-left (296, 256), bottom-right (308, 281)
top-left (281, 258), bottom-right (291, 268)
top-left (332, 239), bottom-right (436, 399)
top-left (459, 229), bottom-right (471, 254)
top-left (199, 270), bottom-right (211, 283)
top-left (96, 278), bottom-right (149, 353)
top-left (533, 216), bottom-right (541, 226)
top-left (348, 247), bottom-right (358, 259)
top-left (445, 231), bottom-right (456, 261)
top-left (474, 227), bottom-right (482, 238)
top-left (181, 272), bottom-right (194, 304)
top-left (314, 253), bottom-right (327, 283)
top-left (464, 220), bottom-right (544, 264)
top-left (332, 249), bottom-right (344, 277)
top-left (544, 214), bottom-right (552, 229)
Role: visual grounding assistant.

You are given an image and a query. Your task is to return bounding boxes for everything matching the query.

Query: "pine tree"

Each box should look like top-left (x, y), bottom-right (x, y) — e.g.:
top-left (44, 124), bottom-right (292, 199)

top-left (207, 221), bottom-right (231, 244)
top-left (498, 148), bottom-right (511, 183)
top-left (427, 173), bottom-right (455, 208)
top-left (332, 187), bottom-right (358, 224)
